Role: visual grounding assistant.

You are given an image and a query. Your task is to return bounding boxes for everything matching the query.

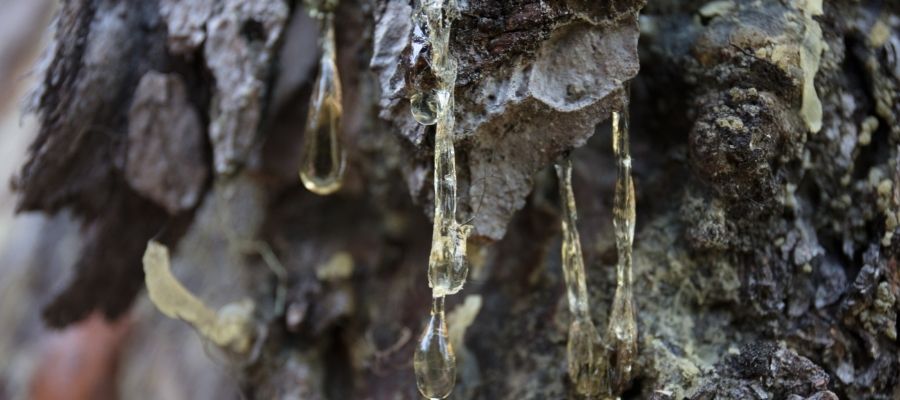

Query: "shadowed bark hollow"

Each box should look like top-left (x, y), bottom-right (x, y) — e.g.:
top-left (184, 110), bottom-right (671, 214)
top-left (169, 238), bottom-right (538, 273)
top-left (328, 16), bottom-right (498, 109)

top-left (7, 0), bottom-right (900, 399)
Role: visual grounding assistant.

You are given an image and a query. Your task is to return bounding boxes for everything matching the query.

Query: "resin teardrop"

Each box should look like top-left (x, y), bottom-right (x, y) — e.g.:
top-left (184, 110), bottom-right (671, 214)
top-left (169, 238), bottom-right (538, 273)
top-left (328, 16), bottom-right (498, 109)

top-left (411, 91), bottom-right (438, 125)
top-left (427, 222), bottom-right (471, 297)
top-left (555, 158), bottom-right (603, 396)
top-left (414, 297), bottom-right (456, 399)
top-left (555, 158), bottom-right (591, 320)
top-left (300, 16), bottom-right (345, 195)
top-left (567, 318), bottom-right (603, 396)
top-left (606, 105), bottom-right (638, 394)
top-left (606, 285), bottom-right (637, 392)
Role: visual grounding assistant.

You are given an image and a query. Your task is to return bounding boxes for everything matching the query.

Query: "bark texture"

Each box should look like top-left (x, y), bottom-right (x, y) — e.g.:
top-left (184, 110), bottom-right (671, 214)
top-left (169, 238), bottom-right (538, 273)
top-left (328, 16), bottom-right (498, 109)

top-left (4, 0), bottom-right (900, 399)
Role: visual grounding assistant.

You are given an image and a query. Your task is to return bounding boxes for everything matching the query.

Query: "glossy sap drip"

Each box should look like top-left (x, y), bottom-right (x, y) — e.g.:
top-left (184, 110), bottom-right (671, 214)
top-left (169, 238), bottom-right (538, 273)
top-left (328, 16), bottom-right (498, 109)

top-left (422, 0), bottom-right (470, 298)
top-left (413, 296), bottom-right (456, 399)
top-left (568, 318), bottom-right (602, 395)
top-left (427, 88), bottom-right (470, 297)
top-left (415, 0), bottom-right (468, 398)
top-left (411, 91), bottom-right (438, 125)
top-left (142, 241), bottom-right (255, 355)
top-left (555, 158), bottom-right (603, 396)
top-left (300, 15), bottom-right (345, 195)
top-left (605, 107), bottom-right (638, 393)
top-left (409, 2), bottom-right (438, 127)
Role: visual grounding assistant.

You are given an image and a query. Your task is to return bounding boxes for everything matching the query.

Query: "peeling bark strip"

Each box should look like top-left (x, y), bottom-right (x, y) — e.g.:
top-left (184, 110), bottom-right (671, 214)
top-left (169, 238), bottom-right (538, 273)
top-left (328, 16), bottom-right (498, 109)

top-left (202, 0), bottom-right (288, 175)
top-left (14, 0), bottom-right (290, 328)
top-left (41, 191), bottom-right (169, 328)
top-left (160, 0), bottom-right (215, 56)
top-left (12, 0), bottom-right (174, 327)
top-left (15, 0), bottom-right (166, 216)
top-left (126, 72), bottom-right (208, 215)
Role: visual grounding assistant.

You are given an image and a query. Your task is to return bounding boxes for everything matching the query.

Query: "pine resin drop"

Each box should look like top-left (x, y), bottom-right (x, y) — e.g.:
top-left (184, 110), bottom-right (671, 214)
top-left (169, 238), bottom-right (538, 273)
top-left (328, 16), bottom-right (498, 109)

top-left (414, 296), bottom-right (456, 399)
top-left (422, 0), bottom-right (470, 298)
top-left (606, 105), bottom-right (638, 393)
top-left (606, 284), bottom-right (637, 392)
top-left (428, 222), bottom-right (472, 297)
top-left (411, 91), bottom-right (438, 125)
top-left (555, 158), bottom-right (603, 396)
top-left (426, 88), bottom-right (470, 297)
top-left (414, 1), bottom-right (467, 397)
top-left (300, 13), bottom-right (345, 195)
top-left (142, 241), bottom-right (255, 355)
top-left (567, 318), bottom-right (602, 396)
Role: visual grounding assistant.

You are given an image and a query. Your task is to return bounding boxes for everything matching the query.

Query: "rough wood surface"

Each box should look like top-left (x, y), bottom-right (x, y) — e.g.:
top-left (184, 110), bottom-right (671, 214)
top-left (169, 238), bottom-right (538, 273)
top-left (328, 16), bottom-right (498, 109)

top-left (4, 0), bottom-right (899, 399)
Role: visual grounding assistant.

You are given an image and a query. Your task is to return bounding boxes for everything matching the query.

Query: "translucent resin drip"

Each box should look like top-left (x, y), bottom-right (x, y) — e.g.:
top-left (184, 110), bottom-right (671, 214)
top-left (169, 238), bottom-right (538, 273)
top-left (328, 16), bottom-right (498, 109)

top-left (411, 91), bottom-right (438, 125)
top-left (415, 0), bottom-right (468, 398)
top-left (414, 296), bottom-right (456, 399)
top-left (423, 0), bottom-right (470, 298)
top-left (142, 241), bottom-right (255, 355)
top-left (299, 12), bottom-right (345, 195)
top-left (555, 159), bottom-right (603, 396)
top-left (427, 86), bottom-right (472, 297)
top-left (605, 106), bottom-right (638, 393)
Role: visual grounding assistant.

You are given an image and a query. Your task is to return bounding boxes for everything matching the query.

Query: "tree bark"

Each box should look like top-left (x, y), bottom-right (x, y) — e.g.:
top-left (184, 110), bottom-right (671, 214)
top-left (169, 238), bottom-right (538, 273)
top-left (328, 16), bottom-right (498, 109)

top-left (3, 0), bottom-right (899, 399)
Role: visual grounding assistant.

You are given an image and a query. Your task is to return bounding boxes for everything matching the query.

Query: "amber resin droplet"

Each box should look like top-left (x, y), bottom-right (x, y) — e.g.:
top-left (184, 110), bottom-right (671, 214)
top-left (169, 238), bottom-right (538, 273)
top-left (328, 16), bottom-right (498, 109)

top-left (605, 105), bottom-right (638, 394)
top-left (425, 90), bottom-right (470, 297)
top-left (411, 91), bottom-right (438, 125)
top-left (300, 14), bottom-right (345, 195)
top-left (568, 318), bottom-right (602, 396)
top-left (142, 241), bottom-right (256, 355)
top-left (422, 0), bottom-right (470, 297)
top-left (414, 1), bottom-right (467, 398)
top-left (555, 158), bottom-right (603, 396)
top-left (414, 296), bottom-right (456, 400)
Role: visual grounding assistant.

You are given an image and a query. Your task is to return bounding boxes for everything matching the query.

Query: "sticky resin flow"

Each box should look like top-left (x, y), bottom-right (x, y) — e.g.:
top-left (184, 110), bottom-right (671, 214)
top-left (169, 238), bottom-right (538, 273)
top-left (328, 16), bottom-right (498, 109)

top-left (142, 241), bottom-right (256, 356)
top-left (408, 2), bottom-right (437, 126)
top-left (412, 0), bottom-right (470, 398)
top-left (605, 103), bottom-right (638, 394)
top-left (411, 91), bottom-right (438, 125)
top-left (426, 84), bottom-right (472, 298)
top-left (299, 0), bottom-right (345, 195)
top-left (418, 0), bottom-right (470, 299)
top-left (414, 296), bottom-right (456, 399)
top-left (555, 158), bottom-right (603, 397)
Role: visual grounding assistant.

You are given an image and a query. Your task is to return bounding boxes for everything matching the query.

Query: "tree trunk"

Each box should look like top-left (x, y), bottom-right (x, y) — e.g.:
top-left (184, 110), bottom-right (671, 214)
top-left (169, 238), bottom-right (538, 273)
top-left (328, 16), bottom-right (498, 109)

top-left (2, 0), bottom-right (899, 399)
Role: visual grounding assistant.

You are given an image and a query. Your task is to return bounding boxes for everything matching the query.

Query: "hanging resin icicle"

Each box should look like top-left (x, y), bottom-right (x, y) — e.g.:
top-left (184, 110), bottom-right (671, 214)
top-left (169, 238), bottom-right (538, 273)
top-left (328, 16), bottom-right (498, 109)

top-left (408, 4), bottom-right (436, 126)
top-left (299, 1), bottom-right (345, 195)
top-left (427, 85), bottom-right (472, 297)
top-left (420, 0), bottom-right (471, 299)
top-left (605, 99), bottom-right (638, 394)
top-left (555, 158), bottom-right (603, 396)
top-left (414, 0), bottom-right (470, 398)
top-left (413, 296), bottom-right (456, 399)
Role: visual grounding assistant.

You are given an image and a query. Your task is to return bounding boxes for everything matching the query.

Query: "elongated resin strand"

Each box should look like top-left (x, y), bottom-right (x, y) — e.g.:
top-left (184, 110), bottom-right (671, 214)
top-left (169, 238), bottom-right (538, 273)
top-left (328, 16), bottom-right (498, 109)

top-left (427, 88), bottom-right (471, 297)
top-left (423, 0), bottom-right (470, 298)
top-left (414, 296), bottom-right (456, 399)
top-left (415, 0), bottom-right (468, 398)
top-left (555, 158), bottom-right (603, 396)
top-left (299, 12), bottom-right (345, 195)
top-left (408, 4), bottom-right (435, 126)
top-left (606, 106), bottom-right (638, 393)
top-left (143, 241), bottom-right (255, 355)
